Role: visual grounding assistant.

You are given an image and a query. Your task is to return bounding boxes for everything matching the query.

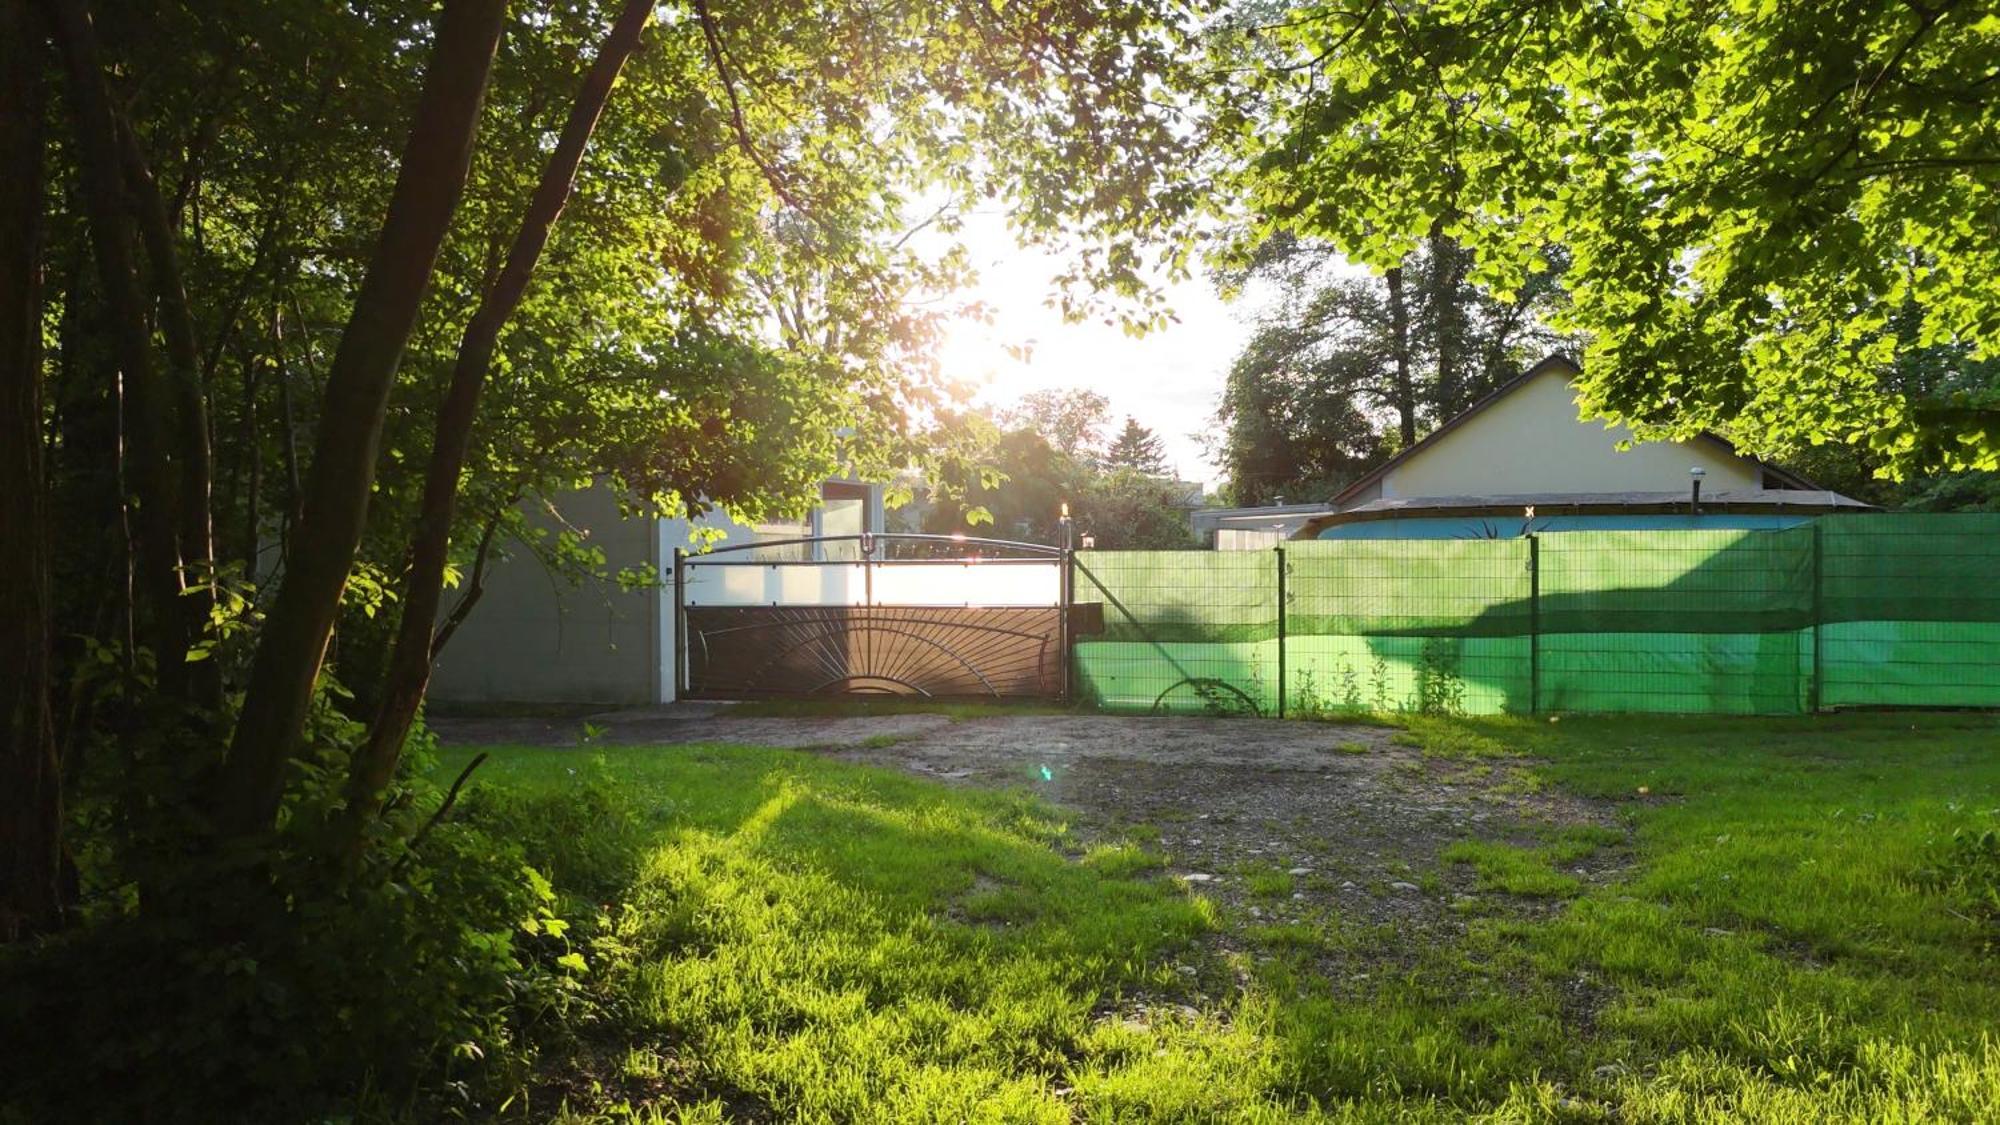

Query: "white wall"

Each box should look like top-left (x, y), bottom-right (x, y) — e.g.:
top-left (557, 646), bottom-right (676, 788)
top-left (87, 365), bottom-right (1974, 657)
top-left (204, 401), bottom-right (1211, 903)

top-left (1378, 367), bottom-right (1761, 501)
top-left (681, 560), bottom-right (1061, 608)
top-left (428, 485), bottom-right (659, 705)
top-left (430, 479), bottom-right (900, 705)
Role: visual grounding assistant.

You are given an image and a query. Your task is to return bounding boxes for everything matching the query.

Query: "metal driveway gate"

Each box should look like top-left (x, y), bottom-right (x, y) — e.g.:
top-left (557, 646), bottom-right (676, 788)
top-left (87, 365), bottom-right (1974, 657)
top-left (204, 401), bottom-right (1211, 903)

top-left (675, 534), bottom-right (1072, 700)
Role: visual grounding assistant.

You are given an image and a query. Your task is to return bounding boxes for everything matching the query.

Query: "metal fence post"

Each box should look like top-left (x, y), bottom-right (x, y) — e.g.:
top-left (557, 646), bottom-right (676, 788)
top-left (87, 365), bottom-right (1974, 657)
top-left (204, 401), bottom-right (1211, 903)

top-left (1275, 544), bottom-right (1287, 719)
top-left (1527, 535), bottom-right (1540, 715)
top-left (1058, 545), bottom-right (1073, 705)
top-left (1811, 521), bottom-right (1824, 712)
top-left (672, 547), bottom-right (687, 700)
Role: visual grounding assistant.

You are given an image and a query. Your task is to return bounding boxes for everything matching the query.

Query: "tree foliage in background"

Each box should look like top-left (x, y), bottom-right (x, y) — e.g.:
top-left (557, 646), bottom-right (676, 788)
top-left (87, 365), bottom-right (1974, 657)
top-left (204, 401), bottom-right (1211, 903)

top-left (1215, 234), bottom-right (1567, 506)
top-left (1105, 415), bottom-right (1170, 475)
top-left (921, 404), bottom-right (1197, 548)
top-left (1227, 0), bottom-right (2000, 479)
top-left (1004, 387), bottom-right (1114, 464)
top-left (0, 0), bottom-right (1210, 1117)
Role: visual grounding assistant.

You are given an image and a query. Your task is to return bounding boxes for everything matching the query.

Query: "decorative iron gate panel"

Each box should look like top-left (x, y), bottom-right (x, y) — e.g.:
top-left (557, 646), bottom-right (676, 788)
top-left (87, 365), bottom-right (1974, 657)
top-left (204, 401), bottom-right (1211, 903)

top-left (675, 533), bottom-right (1072, 701)
top-left (684, 605), bottom-right (1063, 698)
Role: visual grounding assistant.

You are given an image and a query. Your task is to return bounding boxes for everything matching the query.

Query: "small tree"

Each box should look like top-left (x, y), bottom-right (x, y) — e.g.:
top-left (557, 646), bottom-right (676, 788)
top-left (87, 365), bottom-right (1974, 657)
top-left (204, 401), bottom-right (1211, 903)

top-left (1105, 416), bottom-right (1169, 476)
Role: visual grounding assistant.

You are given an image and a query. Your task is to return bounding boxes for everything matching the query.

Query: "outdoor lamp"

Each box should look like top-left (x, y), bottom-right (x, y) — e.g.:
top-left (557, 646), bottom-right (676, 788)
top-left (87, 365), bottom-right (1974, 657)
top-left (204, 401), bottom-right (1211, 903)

top-left (1690, 466), bottom-right (1706, 513)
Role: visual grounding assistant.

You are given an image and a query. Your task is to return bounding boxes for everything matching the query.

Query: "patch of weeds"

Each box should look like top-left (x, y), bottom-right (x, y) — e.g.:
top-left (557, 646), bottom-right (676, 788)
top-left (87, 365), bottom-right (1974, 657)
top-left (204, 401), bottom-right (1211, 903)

top-left (1490, 767), bottom-right (1551, 796)
top-left (1082, 841), bottom-right (1168, 878)
top-left (858, 732), bottom-right (910, 750)
top-left (1919, 825), bottom-right (2000, 946)
top-left (1327, 740), bottom-right (1372, 756)
top-left (1541, 823), bottom-right (1625, 865)
top-left (1442, 840), bottom-right (1582, 898)
top-left (1240, 866), bottom-right (1296, 899)
top-left (959, 883), bottom-right (1044, 926)
top-left (1121, 821), bottom-right (1163, 846)
top-left (1302, 874), bottom-right (1347, 896)
top-left (1394, 717), bottom-right (1525, 760)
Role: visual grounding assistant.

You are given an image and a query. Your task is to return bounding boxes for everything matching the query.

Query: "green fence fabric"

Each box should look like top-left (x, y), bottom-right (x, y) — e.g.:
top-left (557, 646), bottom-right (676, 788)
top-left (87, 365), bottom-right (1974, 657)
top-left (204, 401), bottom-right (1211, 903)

top-left (1069, 516), bottom-right (2000, 717)
top-left (1073, 551), bottom-right (1277, 643)
top-left (1072, 551), bottom-right (1279, 715)
top-left (1820, 514), bottom-right (2000, 624)
top-left (1284, 539), bottom-right (1532, 637)
top-left (1535, 529), bottom-right (1815, 635)
top-left (1283, 539), bottom-right (1531, 713)
top-left (1534, 529), bottom-right (1815, 714)
top-left (1820, 514), bottom-right (2000, 707)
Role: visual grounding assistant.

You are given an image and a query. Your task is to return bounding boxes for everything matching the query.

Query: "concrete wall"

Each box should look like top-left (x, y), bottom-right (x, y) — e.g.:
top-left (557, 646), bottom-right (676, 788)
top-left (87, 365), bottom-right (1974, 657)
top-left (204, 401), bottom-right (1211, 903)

top-left (429, 480), bottom-right (886, 705)
top-left (1379, 367), bottom-right (1761, 500)
top-left (429, 485), bottom-right (660, 705)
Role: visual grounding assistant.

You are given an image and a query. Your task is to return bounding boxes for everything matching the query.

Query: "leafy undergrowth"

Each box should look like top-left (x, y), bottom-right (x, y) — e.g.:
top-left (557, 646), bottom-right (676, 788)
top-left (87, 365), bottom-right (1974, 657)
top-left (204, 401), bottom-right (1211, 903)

top-left (449, 712), bottom-right (2000, 1122)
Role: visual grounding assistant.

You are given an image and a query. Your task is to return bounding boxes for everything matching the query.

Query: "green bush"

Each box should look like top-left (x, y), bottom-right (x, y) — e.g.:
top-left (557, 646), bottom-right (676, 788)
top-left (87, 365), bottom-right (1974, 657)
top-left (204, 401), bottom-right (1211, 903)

top-left (0, 821), bottom-right (547, 1122)
top-left (0, 713), bottom-right (638, 1122)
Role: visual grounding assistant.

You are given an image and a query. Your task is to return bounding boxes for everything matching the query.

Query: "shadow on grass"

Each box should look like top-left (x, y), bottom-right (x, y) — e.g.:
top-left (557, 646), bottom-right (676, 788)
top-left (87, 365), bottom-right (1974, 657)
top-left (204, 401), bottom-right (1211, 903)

top-left (449, 714), bottom-right (2000, 1123)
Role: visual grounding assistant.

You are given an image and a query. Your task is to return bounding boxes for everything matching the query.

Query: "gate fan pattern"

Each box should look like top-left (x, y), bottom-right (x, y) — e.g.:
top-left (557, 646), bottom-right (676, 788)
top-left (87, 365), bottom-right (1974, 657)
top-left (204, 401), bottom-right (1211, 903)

top-left (684, 606), bottom-right (1062, 698)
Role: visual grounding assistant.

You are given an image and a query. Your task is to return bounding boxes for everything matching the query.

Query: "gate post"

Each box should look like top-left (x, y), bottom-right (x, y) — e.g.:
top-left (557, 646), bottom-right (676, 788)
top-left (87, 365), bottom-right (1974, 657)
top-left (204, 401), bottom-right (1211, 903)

top-left (672, 547), bottom-right (686, 700)
top-left (1058, 544), bottom-right (1073, 704)
top-left (1275, 544), bottom-right (1287, 719)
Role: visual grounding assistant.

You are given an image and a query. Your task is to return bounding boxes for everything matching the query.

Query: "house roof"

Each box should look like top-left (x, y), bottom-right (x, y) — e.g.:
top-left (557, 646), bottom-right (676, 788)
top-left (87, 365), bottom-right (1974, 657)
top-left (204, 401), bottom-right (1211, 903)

top-left (1327, 355), bottom-right (1819, 507)
top-left (1189, 501), bottom-right (1337, 533)
top-left (1296, 489), bottom-right (1874, 537)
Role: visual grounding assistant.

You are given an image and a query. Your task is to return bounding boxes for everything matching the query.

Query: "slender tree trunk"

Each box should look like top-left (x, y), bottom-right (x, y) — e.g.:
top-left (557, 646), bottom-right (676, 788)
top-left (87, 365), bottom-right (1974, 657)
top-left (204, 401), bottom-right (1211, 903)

top-left (45, 0), bottom-right (192, 689)
top-left (342, 0), bottom-right (654, 855)
top-left (239, 343), bottom-right (261, 577)
top-left (218, 0), bottom-right (507, 839)
top-left (271, 302), bottom-right (304, 550)
top-left (1385, 263), bottom-right (1416, 447)
top-left (1, 0), bottom-right (64, 941)
top-left (116, 114), bottom-right (219, 705)
top-left (430, 507), bottom-right (504, 659)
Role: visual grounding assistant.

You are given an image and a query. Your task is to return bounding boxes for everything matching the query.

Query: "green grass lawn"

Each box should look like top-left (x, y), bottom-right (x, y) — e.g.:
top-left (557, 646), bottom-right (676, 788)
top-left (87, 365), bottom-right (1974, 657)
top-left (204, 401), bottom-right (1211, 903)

top-left (444, 712), bottom-right (2000, 1122)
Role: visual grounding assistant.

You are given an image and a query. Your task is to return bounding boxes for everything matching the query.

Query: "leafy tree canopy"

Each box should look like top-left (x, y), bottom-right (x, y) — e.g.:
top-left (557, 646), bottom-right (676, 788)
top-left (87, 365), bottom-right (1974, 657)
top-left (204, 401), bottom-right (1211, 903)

top-left (1226, 0), bottom-right (2000, 477)
top-left (1004, 387), bottom-right (1114, 464)
top-left (1215, 233), bottom-right (1567, 505)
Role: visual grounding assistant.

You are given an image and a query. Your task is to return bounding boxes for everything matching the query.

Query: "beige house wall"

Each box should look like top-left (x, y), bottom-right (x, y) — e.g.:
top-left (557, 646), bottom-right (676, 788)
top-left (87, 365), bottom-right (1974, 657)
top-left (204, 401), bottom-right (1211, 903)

top-left (1378, 367), bottom-right (1761, 501)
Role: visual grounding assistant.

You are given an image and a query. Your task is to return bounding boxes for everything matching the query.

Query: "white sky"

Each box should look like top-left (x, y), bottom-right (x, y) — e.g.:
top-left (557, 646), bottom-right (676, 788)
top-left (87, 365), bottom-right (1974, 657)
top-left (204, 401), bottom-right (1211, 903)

top-left (930, 210), bottom-right (1255, 489)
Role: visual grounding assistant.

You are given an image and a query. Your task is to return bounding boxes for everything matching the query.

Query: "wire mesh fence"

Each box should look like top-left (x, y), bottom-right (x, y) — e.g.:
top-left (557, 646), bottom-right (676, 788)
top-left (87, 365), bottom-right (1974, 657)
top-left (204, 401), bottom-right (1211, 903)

top-left (1072, 513), bottom-right (2000, 717)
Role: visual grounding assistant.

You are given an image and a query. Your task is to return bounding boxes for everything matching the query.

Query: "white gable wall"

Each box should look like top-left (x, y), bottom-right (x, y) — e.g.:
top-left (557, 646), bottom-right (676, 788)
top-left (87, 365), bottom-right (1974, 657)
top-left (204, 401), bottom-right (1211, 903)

top-left (1376, 366), bottom-right (1760, 502)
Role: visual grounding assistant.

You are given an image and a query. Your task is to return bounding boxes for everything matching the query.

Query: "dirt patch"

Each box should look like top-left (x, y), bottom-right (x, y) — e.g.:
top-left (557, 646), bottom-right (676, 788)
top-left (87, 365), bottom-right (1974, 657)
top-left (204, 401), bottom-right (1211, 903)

top-left (434, 704), bottom-right (1624, 973)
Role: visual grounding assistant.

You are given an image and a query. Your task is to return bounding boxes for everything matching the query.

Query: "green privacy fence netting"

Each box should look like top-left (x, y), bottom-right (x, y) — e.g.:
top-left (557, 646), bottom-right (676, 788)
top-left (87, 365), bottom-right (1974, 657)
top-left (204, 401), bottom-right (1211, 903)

top-left (1073, 514), bottom-right (2000, 717)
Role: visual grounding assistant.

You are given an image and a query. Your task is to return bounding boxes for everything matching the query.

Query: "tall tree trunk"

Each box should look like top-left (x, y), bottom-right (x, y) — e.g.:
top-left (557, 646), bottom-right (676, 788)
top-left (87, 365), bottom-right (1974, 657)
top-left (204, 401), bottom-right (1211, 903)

top-left (1386, 263), bottom-right (1416, 447)
top-left (1423, 229), bottom-right (1474, 417)
top-left (238, 342), bottom-right (261, 577)
top-left (45, 0), bottom-right (192, 690)
top-left (116, 114), bottom-right (219, 706)
top-left (218, 0), bottom-right (507, 839)
top-left (1, 0), bottom-right (64, 940)
top-left (342, 0), bottom-right (654, 856)
top-left (271, 302), bottom-right (304, 550)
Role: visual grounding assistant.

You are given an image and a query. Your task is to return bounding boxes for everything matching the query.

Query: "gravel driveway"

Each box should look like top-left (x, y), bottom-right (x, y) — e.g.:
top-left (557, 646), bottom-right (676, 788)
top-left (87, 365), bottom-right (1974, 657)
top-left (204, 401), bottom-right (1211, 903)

top-left (434, 704), bottom-right (1626, 974)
